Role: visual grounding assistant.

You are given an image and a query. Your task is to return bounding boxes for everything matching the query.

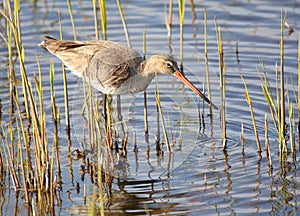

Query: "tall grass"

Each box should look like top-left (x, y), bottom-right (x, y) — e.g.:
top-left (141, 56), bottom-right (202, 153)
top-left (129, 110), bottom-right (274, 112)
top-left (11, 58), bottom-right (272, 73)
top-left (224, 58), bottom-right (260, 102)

top-left (259, 11), bottom-right (290, 159)
top-left (1, 1), bottom-right (300, 214)
top-left (0, 1), bottom-right (62, 212)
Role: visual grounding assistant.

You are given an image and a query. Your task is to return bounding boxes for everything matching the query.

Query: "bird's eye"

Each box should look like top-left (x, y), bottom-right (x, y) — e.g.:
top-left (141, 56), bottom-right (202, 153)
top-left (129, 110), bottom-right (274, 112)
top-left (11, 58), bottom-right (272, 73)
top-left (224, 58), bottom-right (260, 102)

top-left (166, 62), bottom-right (172, 68)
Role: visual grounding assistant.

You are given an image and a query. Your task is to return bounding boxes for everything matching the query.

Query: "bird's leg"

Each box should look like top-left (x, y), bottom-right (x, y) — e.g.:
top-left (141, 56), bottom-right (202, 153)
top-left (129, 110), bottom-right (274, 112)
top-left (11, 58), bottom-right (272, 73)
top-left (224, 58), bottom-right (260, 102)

top-left (103, 94), bottom-right (107, 125)
top-left (117, 95), bottom-right (125, 137)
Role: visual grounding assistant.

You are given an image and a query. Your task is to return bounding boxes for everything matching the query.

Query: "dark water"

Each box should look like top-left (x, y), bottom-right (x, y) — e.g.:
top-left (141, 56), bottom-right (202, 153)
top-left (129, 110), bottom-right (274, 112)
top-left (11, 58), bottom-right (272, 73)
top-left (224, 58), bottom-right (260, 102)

top-left (0, 0), bottom-right (300, 215)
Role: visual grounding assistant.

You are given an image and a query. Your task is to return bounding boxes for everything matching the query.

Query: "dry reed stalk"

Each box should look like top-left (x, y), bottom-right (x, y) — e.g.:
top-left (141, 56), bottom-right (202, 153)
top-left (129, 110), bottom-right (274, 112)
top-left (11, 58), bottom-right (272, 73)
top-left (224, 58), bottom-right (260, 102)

top-left (99, 0), bottom-right (109, 132)
top-left (49, 62), bottom-right (62, 182)
top-left (97, 144), bottom-right (105, 216)
top-left (122, 132), bottom-right (128, 152)
top-left (89, 82), bottom-right (96, 149)
top-left (155, 79), bottom-right (170, 153)
top-left (264, 114), bottom-right (272, 166)
top-left (116, 0), bottom-right (131, 137)
top-left (214, 21), bottom-right (226, 149)
top-left (1, 1), bottom-right (46, 201)
top-left (2, 2), bottom-right (31, 121)
top-left (241, 121), bottom-right (244, 153)
top-left (204, 9), bottom-right (213, 117)
top-left (0, 150), bottom-right (4, 181)
top-left (240, 74), bottom-right (261, 153)
top-left (288, 89), bottom-right (295, 159)
top-left (165, 0), bottom-right (173, 37)
top-left (116, 0), bottom-right (131, 47)
top-left (5, 1), bottom-right (16, 115)
top-left (1, 124), bottom-right (20, 191)
top-left (167, 116), bottom-right (175, 146)
top-left (93, 0), bottom-right (99, 40)
top-left (58, 11), bottom-right (71, 138)
top-left (94, 98), bottom-right (104, 141)
top-left (15, 91), bottom-right (31, 202)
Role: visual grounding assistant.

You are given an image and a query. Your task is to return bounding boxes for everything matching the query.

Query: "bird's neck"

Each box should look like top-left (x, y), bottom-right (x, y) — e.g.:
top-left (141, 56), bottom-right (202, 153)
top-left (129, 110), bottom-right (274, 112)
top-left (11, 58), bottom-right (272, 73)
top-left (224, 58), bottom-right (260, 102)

top-left (137, 59), bottom-right (157, 78)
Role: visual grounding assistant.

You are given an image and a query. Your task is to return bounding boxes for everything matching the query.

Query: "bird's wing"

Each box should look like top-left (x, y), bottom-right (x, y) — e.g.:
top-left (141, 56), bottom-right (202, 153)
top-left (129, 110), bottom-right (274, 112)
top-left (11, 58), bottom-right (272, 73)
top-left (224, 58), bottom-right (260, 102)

top-left (39, 36), bottom-right (104, 76)
top-left (86, 41), bottom-right (143, 90)
top-left (40, 37), bottom-right (143, 92)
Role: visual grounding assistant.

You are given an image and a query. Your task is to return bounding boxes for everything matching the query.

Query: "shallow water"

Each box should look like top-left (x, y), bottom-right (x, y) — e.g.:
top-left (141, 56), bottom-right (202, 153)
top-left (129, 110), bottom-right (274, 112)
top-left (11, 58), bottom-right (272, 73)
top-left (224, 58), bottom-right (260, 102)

top-left (0, 0), bottom-right (300, 215)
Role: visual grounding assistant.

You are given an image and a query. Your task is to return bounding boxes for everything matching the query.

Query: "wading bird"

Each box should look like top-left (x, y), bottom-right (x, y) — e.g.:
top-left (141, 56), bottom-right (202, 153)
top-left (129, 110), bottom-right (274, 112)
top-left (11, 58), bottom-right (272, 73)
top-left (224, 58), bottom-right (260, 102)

top-left (39, 36), bottom-right (217, 110)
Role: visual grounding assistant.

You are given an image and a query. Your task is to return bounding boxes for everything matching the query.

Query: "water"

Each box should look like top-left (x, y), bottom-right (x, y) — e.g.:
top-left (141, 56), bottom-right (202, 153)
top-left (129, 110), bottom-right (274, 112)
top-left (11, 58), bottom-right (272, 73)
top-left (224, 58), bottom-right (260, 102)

top-left (0, 0), bottom-right (299, 215)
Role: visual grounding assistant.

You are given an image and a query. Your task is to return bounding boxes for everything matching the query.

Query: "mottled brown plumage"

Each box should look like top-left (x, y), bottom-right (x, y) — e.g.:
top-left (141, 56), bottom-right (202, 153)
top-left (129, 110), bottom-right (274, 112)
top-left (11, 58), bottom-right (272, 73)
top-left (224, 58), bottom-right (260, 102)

top-left (39, 36), bottom-right (217, 109)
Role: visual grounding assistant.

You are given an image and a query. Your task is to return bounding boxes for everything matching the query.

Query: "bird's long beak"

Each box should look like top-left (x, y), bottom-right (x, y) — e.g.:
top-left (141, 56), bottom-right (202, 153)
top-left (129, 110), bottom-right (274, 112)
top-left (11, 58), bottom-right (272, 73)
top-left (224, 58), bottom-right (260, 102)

top-left (173, 70), bottom-right (218, 110)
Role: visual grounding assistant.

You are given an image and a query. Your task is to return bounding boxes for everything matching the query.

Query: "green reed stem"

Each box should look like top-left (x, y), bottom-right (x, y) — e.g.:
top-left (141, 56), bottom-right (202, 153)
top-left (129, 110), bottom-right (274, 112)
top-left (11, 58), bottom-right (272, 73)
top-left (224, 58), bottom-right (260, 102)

top-left (67, 0), bottom-right (77, 40)
top-left (1, 4), bottom-right (41, 137)
top-left (178, 0), bottom-right (185, 65)
top-left (259, 61), bottom-right (278, 131)
top-left (5, 0), bottom-right (15, 114)
top-left (279, 9), bottom-right (286, 153)
top-left (99, 0), bottom-right (107, 40)
top-left (50, 61), bottom-right (62, 182)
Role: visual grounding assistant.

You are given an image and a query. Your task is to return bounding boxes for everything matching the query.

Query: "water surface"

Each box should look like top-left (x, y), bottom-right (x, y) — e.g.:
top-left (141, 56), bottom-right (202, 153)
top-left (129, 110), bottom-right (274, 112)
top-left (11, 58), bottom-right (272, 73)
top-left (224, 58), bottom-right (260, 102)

top-left (0, 0), bottom-right (299, 215)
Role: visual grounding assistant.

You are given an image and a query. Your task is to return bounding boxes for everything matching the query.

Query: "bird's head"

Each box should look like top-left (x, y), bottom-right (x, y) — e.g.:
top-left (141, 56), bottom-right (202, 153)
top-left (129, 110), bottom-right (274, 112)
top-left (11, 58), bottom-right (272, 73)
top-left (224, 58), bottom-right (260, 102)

top-left (146, 54), bottom-right (218, 110)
